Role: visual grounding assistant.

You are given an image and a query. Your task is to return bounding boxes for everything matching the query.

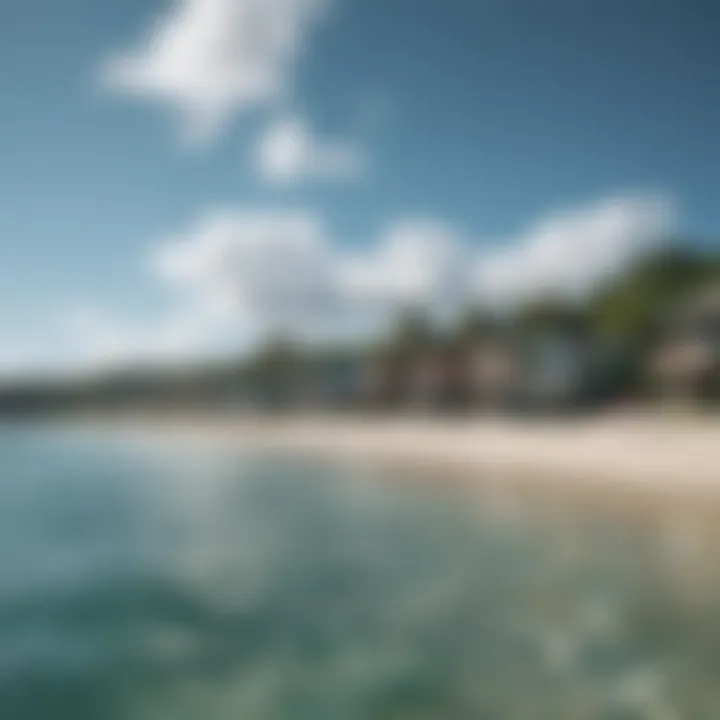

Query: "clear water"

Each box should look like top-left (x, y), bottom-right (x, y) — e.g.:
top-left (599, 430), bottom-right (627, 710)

top-left (1, 425), bottom-right (720, 719)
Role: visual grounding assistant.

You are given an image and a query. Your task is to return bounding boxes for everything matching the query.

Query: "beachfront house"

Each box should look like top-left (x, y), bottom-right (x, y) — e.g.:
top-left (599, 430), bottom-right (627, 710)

top-left (360, 352), bottom-right (410, 410)
top-left (466, 340), bottom-right (523, 410)
top-left (406, 346), bottom-right (469, 412)
top-left (304, 356), bottom-right (366, 410)
top-left (651, 285), bottom-right (720, 402)
top-left (518, 332), bottom-right (596, 411)
top-left (405, 351), bottom-right (444, 411)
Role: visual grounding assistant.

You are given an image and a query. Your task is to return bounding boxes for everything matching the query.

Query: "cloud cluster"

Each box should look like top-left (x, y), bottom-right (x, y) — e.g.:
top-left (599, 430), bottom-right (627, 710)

top-left (255, 116), bottom-right (365, 184)
top-left (101, 0), bottom-right (329, 144)
top-left (69, 195), bottom-right (672, 368)
top-left (475, 196), bottom-right (675, 308)
top-left (151, 210), bottom-right (339, 336)
top-left (146, 211), bottom-right (476, 349)
top-left (339, 220), bottom-right (474, 319)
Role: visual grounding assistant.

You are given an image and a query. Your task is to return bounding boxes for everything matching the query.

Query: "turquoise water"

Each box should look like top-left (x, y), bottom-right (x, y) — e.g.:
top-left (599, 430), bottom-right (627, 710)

top-left (1, 425), bottom-right (720, 719)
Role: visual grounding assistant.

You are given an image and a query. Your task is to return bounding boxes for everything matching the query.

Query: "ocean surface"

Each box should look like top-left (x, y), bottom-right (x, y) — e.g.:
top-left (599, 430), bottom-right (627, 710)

top-left (1, 424), bottom-right (720, 719)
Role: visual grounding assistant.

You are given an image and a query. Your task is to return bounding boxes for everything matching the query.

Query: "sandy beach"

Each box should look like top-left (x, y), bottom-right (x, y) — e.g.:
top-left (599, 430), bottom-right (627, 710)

top-left (83, 411), bottom-right (720, 496)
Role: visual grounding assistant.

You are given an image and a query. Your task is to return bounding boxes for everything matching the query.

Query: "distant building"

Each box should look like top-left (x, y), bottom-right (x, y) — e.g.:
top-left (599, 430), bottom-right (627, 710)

top-left (652, 285), bottom-right (720, 402)
top-left (465, 340), bottom-right (522, 410)
top-left (519, 333), bottom-right (596, 411)
top-left (406, 347), bottom-right (467, 412)
top-left (360, 353), bottom-right (410, 409)
top-left (306, 356), bottom-right (366, 409)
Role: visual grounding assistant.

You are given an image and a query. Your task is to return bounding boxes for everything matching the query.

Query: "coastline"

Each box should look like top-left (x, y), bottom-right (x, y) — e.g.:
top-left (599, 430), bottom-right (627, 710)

top-left (62, 411), bottom-right (720, 497)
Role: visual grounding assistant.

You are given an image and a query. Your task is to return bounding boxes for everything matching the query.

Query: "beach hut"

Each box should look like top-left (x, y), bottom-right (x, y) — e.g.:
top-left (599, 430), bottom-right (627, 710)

top-left (519, 332), bottom-right (596, 411)
top-left (360, 352), bottom-right (410, 410)
top-left (406, 346), bottom-right (469, 412)
top-left (465, 340), bottom-right (523, 411)
top-left (305, 355), bottom-right (366, 410)
top-left (652, 285), bottom-right (720, 402)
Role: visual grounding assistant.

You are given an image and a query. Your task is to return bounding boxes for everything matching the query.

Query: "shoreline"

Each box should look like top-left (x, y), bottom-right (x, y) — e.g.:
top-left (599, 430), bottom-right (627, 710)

top-left (53, 411), bottom-right (720, 498)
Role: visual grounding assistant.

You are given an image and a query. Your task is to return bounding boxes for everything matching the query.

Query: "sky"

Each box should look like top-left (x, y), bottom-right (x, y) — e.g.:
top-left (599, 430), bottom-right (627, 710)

top-left (0, 0), bottom-right (718, 374)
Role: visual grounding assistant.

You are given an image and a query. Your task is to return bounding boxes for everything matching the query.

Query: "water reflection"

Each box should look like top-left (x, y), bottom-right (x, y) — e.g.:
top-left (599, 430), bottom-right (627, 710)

top-left (1, 427), bottom-right (720, 718)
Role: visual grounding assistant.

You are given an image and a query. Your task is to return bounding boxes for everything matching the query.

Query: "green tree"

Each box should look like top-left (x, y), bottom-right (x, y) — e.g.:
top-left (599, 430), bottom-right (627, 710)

top-left (591, 247), bottom-right (720, 348)
top-left (514, 298), bottom-right (590, 339)
top-left (383, 308), bottom-right (438, 359)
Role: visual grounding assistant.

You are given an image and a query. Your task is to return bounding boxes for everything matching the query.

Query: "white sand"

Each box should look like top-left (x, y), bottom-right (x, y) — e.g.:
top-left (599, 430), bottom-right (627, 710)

top-left (84, 411), bottom-right (720, 494)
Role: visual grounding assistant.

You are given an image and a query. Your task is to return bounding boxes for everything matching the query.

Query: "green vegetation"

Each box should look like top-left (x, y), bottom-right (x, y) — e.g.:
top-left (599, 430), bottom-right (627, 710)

top-left (592, 247), bottom-right (720, 348)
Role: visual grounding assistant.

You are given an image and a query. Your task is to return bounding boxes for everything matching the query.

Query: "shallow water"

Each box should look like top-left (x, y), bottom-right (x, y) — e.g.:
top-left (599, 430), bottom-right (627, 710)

top-left (1, 425), bottom-right (720, 719)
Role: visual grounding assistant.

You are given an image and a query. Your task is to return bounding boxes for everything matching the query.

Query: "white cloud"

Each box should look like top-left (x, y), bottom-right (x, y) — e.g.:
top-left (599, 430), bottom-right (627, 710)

top-left (147, 212), bottom-right (475, 346)
top-left (255, 116), bottom-right (365, 184)
top-left (475, 195), bottom-right (675, 308)
top-left (58, 194), bottom-right (674, 372)
top-left (150, 209), bottom-right (341, 338)
top-left (339, 220), bottom-right (473, 319)
top-left (144, 195), bottom-right (673, 353)
top-left (101, 0), bottom-right (329, 144)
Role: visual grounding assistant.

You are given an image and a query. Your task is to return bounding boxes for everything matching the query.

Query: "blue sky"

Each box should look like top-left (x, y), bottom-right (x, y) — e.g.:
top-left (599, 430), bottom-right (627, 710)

top-left (0, 0), bottom-right (718, 373)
